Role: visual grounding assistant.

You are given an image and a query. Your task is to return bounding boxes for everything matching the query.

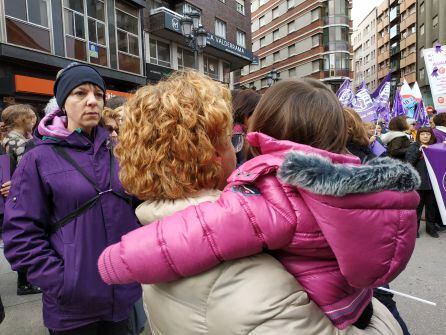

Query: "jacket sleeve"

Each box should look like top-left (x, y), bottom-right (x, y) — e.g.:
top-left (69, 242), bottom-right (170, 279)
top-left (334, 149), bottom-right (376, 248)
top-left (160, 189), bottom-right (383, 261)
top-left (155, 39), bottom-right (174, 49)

top-left (405, 143), bottom-right (421, 166)
top-left (2, 153), bottom-right (64, 298)
top-left (98, 187), bottom-right (297, 285)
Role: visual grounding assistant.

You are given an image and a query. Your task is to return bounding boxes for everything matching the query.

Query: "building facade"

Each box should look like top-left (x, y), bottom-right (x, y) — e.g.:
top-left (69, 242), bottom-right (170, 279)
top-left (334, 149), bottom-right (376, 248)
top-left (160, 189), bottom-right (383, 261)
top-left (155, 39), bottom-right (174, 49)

top-left (376, 0), bottom-right (417, 98)
top-left (417, 0), bottom-right (446, 106)
top-left (0, 0), bottom-right (147, 110)
top-left (240, 0), bottom-right (353, 93)
top-left (352, 8), bottom-right (377, 91)
top-left (145, 0), bottom-right (253, 86)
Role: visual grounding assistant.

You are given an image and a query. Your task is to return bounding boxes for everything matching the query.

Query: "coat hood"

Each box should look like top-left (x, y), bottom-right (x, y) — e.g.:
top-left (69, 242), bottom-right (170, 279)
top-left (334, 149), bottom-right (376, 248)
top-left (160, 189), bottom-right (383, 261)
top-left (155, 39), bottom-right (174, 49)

top-left (38, 109), bottom-right (71, 140)
top-left (380, 131), bottom-right (408, 145)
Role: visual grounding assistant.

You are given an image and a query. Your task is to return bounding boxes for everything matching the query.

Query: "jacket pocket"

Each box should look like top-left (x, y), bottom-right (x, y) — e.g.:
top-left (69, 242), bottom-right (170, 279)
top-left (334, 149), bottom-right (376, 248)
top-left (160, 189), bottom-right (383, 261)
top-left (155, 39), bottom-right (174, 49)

top-left (58, 244), bottom-right (76, 306)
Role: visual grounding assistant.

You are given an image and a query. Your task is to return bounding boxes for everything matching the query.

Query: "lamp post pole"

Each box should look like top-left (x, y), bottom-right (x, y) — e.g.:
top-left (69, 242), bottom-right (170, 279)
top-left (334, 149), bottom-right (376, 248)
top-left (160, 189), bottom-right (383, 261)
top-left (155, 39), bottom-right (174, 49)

top-left (180, 11), bottom-right (207, 71)
top-left (266, 68), bottom-right (280, 87)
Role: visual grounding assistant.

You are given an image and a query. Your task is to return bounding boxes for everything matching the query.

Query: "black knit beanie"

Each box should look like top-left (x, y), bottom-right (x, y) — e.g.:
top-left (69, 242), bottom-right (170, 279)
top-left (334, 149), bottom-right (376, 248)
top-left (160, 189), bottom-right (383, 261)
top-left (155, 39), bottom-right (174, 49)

top-left (54, 63), bottom-right (106, 108)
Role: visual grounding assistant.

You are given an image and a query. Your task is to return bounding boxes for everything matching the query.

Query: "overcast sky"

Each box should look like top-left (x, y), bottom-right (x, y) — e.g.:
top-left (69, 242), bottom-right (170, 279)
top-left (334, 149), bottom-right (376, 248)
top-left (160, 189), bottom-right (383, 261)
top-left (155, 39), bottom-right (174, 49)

top-left (352, 0), bottom-right (385, 28)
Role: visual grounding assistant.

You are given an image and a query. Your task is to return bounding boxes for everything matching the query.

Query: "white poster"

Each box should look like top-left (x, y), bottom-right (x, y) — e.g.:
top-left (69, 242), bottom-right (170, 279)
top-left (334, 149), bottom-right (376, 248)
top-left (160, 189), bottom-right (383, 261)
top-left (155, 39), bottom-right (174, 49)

top-left (423, 45), bottom-right (446, 113)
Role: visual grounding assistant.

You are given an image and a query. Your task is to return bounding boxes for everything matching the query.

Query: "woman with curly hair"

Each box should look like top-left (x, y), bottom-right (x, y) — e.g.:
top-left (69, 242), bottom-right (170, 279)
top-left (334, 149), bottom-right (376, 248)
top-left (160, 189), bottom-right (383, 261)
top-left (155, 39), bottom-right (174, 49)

top-left (344, 109), bottom-right (376, 163)
top-left (99, 74), bottom-right (419, 334)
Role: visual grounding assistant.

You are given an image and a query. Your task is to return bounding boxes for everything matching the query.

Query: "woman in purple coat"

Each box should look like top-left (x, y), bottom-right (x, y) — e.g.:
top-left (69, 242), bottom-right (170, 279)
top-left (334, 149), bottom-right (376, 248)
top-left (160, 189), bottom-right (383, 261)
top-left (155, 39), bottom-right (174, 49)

top-left (2, 63), bottom-right (141, 334)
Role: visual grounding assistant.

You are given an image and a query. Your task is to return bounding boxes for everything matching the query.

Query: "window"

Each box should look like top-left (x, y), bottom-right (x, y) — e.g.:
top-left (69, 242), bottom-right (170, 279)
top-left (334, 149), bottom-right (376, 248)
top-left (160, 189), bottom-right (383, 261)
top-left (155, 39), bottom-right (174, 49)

top-left (420, 2), bottom-right (424, 13)
top-left (4, 0), bottom-right (51, 52)
top-left (237, 30), bottom-right (246, 47)
top-left (177, 47), bottom-right (194, 69)
top-left (420, 24), bottom-right (425, 35)
top-left (419, 68), bottom-right (425, 81)
top-left (64, 0), bottom-right (108, 66)
top-left (236, 0), bottom-right (245, 15)
top-left (312, 60), bottom-right (320, 73)
top-left (259, 15), bottom-right (266, 27)
top-left (116, 1), bottom-right (141, 74)
top-left (288, 67), bottom-right (296, 77)
top-left (261, 78), bottom-right (268, 88)
top-left (288, 44), bottom-right (296, 56)
top-left (260, 36), bottom-right (266, 47)
top-left (433, 16), bottom-right (439, 30)
top-left (311, 34), bottom-right (320, 47)
top-left (260, 57), bottom-right (266, 68)
top-left (287, 0), bottom-right (294, 9)
top-left (272, 7), bottom-right (279, 19)
top-left (204, 55), bottom-right (219, 80)
top-left (311, 8), bottom-right (320, 22)
top-left (215, 19), bottom-right (226, 39)
top-left (150, 38), bottom-right (171, 67)
top-left (273, 29), bottom-right (280, 41)
top-left (223, 62), bottom-right (231, 83)
top-left (273, 51), bottom-right (280, 62)
top-left (288, 21), bottom-right (295, 33)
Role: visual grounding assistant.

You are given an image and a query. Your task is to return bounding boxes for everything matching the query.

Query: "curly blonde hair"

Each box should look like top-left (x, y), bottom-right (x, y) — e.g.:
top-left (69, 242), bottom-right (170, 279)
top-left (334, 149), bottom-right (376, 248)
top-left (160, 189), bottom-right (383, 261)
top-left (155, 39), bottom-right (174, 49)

top-left (116, 70), bottom-right (232, 201)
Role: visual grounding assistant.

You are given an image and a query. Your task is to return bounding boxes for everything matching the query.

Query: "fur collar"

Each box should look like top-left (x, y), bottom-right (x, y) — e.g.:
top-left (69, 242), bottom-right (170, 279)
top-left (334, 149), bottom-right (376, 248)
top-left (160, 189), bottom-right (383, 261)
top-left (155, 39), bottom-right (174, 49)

top-left (278, 152), bottom-right (420, 196)
top-left (380, 131), bottom-right (409, 145)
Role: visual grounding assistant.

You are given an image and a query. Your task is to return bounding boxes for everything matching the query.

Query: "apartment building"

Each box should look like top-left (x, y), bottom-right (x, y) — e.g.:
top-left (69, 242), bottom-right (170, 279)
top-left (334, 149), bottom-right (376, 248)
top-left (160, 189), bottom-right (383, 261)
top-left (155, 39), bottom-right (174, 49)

top-left (376, 0), bottom-right (417, 98)
top-left (0, 0), bottom-right (147, 110)
top-left (145, 0), bottom-right (253, 86)
top-left (417, 0), bottom-right (446, 106)
top-left (353, 8), bottom-right (377, 91)
top-left (240, 0), bottom-right (353, 92)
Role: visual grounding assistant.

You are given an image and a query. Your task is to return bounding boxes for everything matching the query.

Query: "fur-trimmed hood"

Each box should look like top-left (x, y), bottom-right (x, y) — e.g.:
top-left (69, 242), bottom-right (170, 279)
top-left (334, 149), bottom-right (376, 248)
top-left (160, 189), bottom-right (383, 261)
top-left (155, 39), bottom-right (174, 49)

top-left (279, 152), bottom-right (420, 196)
top-left (380, 131), bottom-right (409, 145)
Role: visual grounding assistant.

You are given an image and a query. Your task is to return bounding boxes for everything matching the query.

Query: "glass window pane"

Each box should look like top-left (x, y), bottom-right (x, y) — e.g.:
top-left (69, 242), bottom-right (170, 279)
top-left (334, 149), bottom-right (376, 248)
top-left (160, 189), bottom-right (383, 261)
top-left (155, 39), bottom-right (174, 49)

top-left (97, 22), bottom-right (106, 45)
top-left (87, 0), bottom-right (105, 21)
top-left (88, 18), bottom-right (97, 43)
top-left (5, 0), bottom-right (27, 20)
top-left (183, 49), bottom-right (194, 68)
top-left (118, 52), bottom-right (140, 74)
top-left (116, 11), bottom-right (138, 35)
top-left (116, 1), bottom-right (138, 17)
top-left (149, 39), bottom-right (157, 60)
top-left (28, 0), bottom-right (49, 27)
top-left (6, 17), bottom-right (51, 52)
top-left (65, 36), bottom-right (87, 60)
top-left (128, 35), bottom-right (139, 56)
top-left (117, 30), bottom-right (128, 52)
top-left (64, 0), bottom-right (84, 12)
top-left (157, 40), bottom-right (170, 65)
top-left (64, 9), bottom-right (74, 36)
top-left (75, 13), bottom-right (85, 39)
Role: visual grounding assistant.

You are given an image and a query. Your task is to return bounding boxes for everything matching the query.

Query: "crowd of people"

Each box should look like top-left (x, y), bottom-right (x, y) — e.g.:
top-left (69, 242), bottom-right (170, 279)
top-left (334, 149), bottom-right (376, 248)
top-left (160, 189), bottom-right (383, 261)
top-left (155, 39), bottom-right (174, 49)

top-left (0, 63), bottom-right (443, 335)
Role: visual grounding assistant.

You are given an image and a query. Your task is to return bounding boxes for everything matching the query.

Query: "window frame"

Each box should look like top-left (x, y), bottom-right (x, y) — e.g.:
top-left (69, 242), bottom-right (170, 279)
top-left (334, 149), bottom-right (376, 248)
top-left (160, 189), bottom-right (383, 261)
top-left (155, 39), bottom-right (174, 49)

top-left (236, 29), bottom-right (246, 47)
top-left (215, 18), bottom-right (227, 39)
top-left (4, 0), bottom-right (54, 53)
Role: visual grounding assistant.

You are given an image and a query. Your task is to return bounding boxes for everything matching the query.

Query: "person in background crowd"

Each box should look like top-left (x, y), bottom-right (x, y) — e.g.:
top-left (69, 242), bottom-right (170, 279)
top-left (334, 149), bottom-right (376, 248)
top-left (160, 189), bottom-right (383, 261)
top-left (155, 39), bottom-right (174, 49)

top-left (100, 107), bottom-right (121, 144)
top-left (106, 95), bottom-right (127, 110)
top-left (344, 109), bottom-right (376, 163)
top-left (381, 116), bottom-right (412, 161)
top-left (232, 89), bottom-right (261, 166)
top-left (405, 127), bottom-right (439, 238)
top-left (406, 118), bottom-right (417, 140)
top-left (2, 63), bottom-right (141, 335)
top-left (364, 122), bottom-right (384, 146)
top-left (99, 77), bottom-right (420, 334)
top-left (428, 114), bottom-right (436, 129)
top-left (432, 113), bottom-right (446, 143)
top-left (1, 104), bottom-right (40, 296)
top-left (375, 123), bottom-right (383, 137)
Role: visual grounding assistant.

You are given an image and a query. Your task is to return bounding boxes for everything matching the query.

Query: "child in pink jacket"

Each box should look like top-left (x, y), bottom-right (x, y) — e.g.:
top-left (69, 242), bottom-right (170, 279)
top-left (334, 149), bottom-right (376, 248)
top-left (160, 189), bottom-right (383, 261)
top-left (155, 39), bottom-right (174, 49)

top-left (99, 78), bottom-right (420, 330)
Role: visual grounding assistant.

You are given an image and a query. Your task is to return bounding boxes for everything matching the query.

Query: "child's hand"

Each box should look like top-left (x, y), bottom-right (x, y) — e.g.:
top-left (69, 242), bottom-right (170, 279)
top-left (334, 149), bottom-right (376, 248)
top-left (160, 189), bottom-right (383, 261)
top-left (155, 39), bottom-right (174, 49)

top-left (1, 181), bottom-right (11, 197)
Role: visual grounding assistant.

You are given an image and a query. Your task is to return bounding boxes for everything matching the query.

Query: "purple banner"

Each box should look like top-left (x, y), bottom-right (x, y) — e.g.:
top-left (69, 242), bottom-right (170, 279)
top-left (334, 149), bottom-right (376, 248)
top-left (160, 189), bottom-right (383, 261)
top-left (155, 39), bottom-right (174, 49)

top-left (423, 144), bottom-right (446, 225)
top-left (352, 83), bottom-right (376, 122)
top-left (336, 79), bottom-right (354, 107)
top-left (370, 140), bottom-right (387, 157)
top-left (392, 89), bottom-right (406, 117)
top-left (414, 100), bottom-right (430, 127)
top-left (372, 74), bottom-right (391, 122)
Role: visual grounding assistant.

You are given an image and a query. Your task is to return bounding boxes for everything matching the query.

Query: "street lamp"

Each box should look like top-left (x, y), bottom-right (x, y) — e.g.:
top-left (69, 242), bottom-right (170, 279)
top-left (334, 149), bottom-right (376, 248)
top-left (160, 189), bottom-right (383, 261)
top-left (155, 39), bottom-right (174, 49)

top-left (180, 11), bottom-right (207, 70)
top-left (266, 68), bottom-right (280, 87)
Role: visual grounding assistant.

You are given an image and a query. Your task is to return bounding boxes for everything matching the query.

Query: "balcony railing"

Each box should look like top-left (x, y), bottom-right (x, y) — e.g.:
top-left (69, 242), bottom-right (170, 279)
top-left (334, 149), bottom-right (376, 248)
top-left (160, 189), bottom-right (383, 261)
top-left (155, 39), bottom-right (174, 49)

top-left (322, 15), bottom-right (350, 25)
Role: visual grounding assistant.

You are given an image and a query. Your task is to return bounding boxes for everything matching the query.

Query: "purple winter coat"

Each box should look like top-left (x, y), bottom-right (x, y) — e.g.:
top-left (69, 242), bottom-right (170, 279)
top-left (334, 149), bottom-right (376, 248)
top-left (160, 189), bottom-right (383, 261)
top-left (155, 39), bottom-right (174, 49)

top-left (2, 125), bottom-right (141, 331)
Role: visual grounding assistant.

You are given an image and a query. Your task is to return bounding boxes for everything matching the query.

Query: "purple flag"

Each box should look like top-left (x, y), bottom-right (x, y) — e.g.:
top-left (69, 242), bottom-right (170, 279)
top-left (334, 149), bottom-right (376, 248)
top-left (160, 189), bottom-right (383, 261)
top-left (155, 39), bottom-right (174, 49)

top-left (0, 154), bottom-right (10, 213)
top-left (352, 82), bottom-right (377, 122)
top-left (423, 144), bottom-right (446, 225)
top-left (336, 79), bottom-right (354, 107)
top-left (372, 74), bottom-right (391, 122)
top-left (370, 140), bottom-right (387, 157)
top-left (391, 89), bottom-right (406, 117)
top-left (414, 100), bottom-right (430, 127)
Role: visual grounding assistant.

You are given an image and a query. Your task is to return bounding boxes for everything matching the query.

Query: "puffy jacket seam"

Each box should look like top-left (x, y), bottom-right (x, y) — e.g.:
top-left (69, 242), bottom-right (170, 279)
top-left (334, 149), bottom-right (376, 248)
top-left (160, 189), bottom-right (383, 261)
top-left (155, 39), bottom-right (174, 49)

top-left (238, 194), bottom-right (267, 247)
top-left (156, 220), bottom-right (182, 277)
top-left (195, 206), bottom-right (225, 262)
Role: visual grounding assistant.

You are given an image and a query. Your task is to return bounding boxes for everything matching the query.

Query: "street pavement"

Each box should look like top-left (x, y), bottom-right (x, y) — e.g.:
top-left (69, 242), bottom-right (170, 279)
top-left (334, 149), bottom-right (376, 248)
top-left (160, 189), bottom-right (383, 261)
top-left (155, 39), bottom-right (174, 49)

top-left (0, 228), bottom-right (445, 335)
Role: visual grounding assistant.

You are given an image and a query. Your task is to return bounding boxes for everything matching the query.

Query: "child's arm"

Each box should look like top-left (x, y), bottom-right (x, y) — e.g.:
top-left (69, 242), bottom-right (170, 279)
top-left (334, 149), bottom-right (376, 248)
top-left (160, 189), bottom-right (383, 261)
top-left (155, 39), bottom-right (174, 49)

top-left (98, 187), bottom-right (297, 285)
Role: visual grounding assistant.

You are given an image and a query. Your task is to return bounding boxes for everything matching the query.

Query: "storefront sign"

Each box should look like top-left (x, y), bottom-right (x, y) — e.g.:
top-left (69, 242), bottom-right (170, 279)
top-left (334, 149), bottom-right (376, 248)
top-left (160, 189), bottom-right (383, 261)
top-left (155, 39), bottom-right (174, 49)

top-left (423, 45), bottom-right (446, 113)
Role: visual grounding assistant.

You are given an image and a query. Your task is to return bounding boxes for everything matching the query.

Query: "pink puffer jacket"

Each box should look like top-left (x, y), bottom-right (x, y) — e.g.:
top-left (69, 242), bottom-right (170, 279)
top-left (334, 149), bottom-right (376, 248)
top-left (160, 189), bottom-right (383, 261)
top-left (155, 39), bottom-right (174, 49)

top-left (99, 133), bottom-right (419, 330)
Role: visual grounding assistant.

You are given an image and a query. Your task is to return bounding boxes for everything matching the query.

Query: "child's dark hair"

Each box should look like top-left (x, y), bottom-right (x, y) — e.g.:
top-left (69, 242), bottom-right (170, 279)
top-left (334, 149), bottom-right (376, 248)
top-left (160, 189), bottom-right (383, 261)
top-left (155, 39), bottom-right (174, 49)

top-left (416, 127), bottom-right (436, 145)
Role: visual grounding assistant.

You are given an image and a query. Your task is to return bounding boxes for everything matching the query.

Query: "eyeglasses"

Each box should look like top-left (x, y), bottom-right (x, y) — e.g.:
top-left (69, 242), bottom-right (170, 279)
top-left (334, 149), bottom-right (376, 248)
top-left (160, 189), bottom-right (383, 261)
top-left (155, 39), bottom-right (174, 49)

top-left (105, 125), bottom-right (119, 134)
top-left (231, 133), bottom-right (244, 153)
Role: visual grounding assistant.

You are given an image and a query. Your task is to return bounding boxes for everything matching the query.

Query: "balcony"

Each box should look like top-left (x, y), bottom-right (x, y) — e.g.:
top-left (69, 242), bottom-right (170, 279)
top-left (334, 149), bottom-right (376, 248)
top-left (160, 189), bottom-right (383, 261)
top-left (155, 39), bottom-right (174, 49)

top-left (378, 51), bottom-right (388, 64)
top-left (390, 45), bottom-right (400, 56)
top-left (377, 20), bottom-right (386, 32)
top-left (401, 13), bottom-right (416, 31)
top-left (390, 7), bottom-right (400, 23)
top-left (401, 72), bottom-right (416, 84)
top-left (401, 0), bottom-right (416, 12)
top-left (322, 15), bottom-right (350, 25)
top-left (402, 52), bottom-right (417, 65)
top-left (378, 68), bottom-right (389, 80)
